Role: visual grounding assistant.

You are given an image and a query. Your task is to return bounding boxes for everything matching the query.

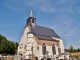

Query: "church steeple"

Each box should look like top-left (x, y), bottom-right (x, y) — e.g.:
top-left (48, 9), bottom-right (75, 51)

top-left (29, 10), bottom-right (33, 17)
top-left (26, 10), bottom-right (36, 27)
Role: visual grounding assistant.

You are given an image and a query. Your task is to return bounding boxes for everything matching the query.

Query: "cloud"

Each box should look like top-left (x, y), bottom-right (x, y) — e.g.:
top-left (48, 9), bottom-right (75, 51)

top-left (24, 0), bottom-right (57, 12)
top-left (0, 23), bottom-right (19, 28)
top-left (4, 0), bottom-right (56, 12)
top-left (52, 0), bottom-right (79, 14)
top-left (40, 6), bottom-right (55, 12)
top-left (4, 1), bottom-right (26, 12)
top-left (4, 0), bottom-right (80, 14)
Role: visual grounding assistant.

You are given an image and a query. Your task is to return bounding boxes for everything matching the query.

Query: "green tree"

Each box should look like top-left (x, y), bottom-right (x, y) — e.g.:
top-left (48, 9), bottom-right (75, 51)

top-left (77, 48), bottom-right (80, 52)
top-left (0, 34), bottom-right (19, 55)
top-left (0, 34), bottom-right (7, 54)
top-left (15, 42), bottom-right (19, 54)
top-left (0, 34), bottom-right (2, 44)
top-left (70, 45), bottom-right (74, 53)
top-left (15, 42), bottom-right (19, 49)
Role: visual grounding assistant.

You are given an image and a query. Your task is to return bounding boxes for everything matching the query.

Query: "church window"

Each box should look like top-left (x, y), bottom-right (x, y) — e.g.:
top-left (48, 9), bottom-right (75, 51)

top-left (58, 48), bottom-right (61, 56)
top-left (42, 43), bottom-right (46, 55)
top-left (24, 45), bottom-right (26, 50)
top-left (52, 44), bottom-right (56, 54)
top-left (32, 19), bottom-right (34, 23)
top-left (37, 46), bottom-right (39, 50)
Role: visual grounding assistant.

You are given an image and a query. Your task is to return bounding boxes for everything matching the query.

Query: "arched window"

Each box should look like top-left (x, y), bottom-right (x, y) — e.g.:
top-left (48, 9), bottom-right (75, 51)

top-left (52, 44), bottom-right (56, 54)
top-left (24, 45), bottom-right (26, 50)
top-left (42, 43), bottom-right (46, 55)
top-left (32, 19), bottom-right (35, 23)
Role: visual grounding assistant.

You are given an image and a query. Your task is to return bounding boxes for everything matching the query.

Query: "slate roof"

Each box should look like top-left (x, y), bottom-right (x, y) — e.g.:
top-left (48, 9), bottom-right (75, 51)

top-left (31, 25), bottom-right (60, 40)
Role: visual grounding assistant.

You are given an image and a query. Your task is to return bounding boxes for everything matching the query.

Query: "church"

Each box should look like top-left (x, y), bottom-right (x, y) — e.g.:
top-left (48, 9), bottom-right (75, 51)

top-left (17, 10), bottom-right (65, 60)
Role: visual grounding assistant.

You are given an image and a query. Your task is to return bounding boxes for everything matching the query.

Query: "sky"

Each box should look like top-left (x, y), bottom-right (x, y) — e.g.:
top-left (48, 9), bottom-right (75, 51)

top-left (0, 0), bottom-right (80, 49)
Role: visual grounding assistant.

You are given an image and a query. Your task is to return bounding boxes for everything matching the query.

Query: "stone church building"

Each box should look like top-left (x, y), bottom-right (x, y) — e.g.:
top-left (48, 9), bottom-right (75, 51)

top-left (18, 10), bottom-right (65, 60)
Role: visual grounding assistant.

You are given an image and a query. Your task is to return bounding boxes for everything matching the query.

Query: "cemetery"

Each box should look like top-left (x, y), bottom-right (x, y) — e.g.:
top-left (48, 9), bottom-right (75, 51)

top-left (0, 53), bottom-right (80, 60)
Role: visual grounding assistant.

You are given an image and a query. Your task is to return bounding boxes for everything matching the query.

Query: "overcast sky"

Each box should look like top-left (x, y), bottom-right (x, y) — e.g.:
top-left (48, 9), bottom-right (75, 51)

top-left (0, 0), bottom-right (80, 49)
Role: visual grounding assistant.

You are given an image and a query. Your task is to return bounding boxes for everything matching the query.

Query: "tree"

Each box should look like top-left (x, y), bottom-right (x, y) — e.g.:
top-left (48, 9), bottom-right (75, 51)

top-left (15, 42), bottom-right (19, 54)
top-left (0, 34), bottom-right (7, 54)
top-left (77, 48), bottom-right (80, 52)
top-left (0, 34), bottom-right (2, 44)
top-left (69, 45), bottom-right (74, 53)
top-left (0, 34), bottom-right (19, 55)
top-left (15, 42), bottom-right (19, 49)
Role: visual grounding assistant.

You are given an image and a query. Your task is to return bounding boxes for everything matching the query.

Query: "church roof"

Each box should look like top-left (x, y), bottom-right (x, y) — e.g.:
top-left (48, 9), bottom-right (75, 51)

top-left (31, 25), bottom-right (60, 40)
top-left (27, 10), bottom-right (60, 40)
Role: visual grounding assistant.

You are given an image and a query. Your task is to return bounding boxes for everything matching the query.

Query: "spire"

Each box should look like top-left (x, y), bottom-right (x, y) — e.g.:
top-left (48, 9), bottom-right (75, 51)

top-left (29, 9), bottom-right (33, 17)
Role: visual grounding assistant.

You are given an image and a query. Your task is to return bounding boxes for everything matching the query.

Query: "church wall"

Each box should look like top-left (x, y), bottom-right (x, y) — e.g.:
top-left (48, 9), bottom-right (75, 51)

top-left (33, 37), bottom-right (38, 57)
top-left (36, 39), bottom-right (59, 59)
top-left (38, 39), bottom-right (59, 46)
top-left (37, 45), bottom-right (59, 59)
top-left (48, 45), bottom-right (58, 56)
top-left (55, 45), bottom-right (58, 55)
top-left (59, 39), bottom-right (64, 53)
top-left (46, 45), bottom-right (53, 56)
top-left (37, 45), bottom-right (43, 58)
top-left (52, 37), bottom-right (65, 53)
top-left (24, 33), bottom-right (38, 59)
top-left (33, 36), bottom-right (38, 44)
top-left (18, 26), bottom-right (30, 54)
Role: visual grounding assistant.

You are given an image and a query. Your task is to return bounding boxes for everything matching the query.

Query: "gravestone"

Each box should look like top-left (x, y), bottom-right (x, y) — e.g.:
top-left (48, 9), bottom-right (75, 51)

top-left (18, 54), bottom-right (22, 60)
top-left (14, 55), bottom-right (18, 60)
top-left (73, 57), bottom-right (75, 60)
top-left (69, 57), bottom-right (72, 60)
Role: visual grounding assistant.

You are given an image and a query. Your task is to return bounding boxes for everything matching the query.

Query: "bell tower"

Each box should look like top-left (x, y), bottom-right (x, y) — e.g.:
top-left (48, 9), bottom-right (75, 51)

top-left (26, 10), bottom-right (36, 27)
